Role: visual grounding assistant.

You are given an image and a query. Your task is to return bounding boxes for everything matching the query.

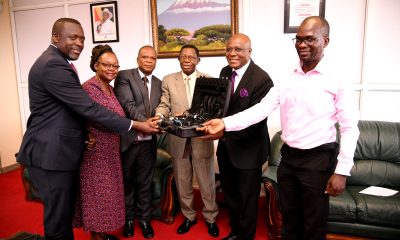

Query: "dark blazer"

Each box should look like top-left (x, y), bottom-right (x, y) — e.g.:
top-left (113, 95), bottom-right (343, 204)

top-left (114, 68), bottom-right (162, 152)
top-left (17, 45), bottom-right (131, 171)
top-left (217, 60), bottom-right (274, 169)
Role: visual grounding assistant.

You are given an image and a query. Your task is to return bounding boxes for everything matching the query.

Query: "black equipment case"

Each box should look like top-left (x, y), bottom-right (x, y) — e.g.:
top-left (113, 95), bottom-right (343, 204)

top-left (158, 76), bottom-right (231, 138)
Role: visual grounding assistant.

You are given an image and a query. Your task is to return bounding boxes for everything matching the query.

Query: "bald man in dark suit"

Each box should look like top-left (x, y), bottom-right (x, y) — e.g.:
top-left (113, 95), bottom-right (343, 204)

top-left (217, 34), bottom-right (274, 240)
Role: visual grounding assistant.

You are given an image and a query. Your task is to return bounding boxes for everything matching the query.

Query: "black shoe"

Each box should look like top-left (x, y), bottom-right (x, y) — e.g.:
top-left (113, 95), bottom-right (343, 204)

top-left (177, 218), bottom-right (197, 234)
top-left (206, 222), bottom-right (220, 237)
top-left (105, 234), bottom-right (119, 240)
top-left (140, 221), bottom-right (154, 239)
top-left (123, 220), bottom-right (134, 238)
top-left (221, 232), bottom-right (239, 240)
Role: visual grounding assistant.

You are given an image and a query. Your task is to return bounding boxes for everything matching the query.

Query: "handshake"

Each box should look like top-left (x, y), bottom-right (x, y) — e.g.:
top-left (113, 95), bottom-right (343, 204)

top-left (86, 116), bottom-right (162, 151)
top-left (131, 116), bottom-right (161, 135)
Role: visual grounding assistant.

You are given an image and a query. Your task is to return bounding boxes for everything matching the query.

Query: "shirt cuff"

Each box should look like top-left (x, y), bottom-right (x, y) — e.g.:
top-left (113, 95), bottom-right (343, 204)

top-left (334, 159), bottom-right (353, 176)
top-left (223, 116), bottom-right (236, 132)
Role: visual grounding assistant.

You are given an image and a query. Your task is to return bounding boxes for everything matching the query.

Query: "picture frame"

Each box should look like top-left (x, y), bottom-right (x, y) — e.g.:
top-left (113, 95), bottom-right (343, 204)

top-left (150, 0), bottom-right (238, 58)
top-left (284, 0), bottom-right (326, 33)
top-left (90, 1), bottom-right (119, 43)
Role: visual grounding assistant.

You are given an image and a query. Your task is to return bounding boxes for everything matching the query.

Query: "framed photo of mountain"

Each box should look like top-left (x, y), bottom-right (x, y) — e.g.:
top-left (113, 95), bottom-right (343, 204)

top-left (150, 0), bottom-right (238, 58)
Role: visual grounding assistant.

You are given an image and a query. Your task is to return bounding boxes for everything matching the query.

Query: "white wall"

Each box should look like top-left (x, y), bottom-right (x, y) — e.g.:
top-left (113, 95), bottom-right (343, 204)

top-left (4, 0), bottom-right (400, 169)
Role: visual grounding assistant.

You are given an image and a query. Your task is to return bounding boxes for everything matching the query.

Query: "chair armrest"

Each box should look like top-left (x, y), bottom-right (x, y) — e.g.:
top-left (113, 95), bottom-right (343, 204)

top-left (263, 170), bottom-right (283, 240)
top-left (155, 147), bottom-right (179, 224)
top-left (160, 168), bottom-right (178, 224)
top-left (20, 164), bottom-right (41, 202)
top-left (262, 166), bottom-right (278, 182)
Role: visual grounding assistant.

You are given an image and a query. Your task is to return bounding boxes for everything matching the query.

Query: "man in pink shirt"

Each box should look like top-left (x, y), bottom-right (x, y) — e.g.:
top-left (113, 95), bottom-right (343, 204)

top-left (198, 16), bottom-right (359, 240)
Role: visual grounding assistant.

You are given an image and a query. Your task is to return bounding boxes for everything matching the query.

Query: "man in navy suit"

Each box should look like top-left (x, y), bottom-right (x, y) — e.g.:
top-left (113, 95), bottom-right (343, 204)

top-left (17, 18), bottom-right (159, 240)
top-left (216, 33), bottom-right (274, 240)
top-left (114, 45), bottom-right (162, 239)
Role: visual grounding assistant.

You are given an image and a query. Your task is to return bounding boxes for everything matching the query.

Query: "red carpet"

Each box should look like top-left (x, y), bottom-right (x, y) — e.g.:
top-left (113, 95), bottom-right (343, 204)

top-left (0, 168), bottom-right (268, 240)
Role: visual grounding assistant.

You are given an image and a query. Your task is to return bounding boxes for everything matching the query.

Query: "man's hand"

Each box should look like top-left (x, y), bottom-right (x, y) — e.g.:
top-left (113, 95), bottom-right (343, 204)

top-left (325, 173), bottom-right (347, 197)
top-left (85, 132), bottom-right (96, 151)
top-left (196, 119), bottom-right (225, 140)
top-left (133, 116), bottom-right (161, 135)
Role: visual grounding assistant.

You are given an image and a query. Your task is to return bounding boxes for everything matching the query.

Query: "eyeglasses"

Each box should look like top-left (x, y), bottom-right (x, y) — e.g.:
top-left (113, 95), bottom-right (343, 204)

top-left (226, 47), bottom-right (249, 53)
top-left (178, 55), bottom-right (197, 61)
top-left (292, 36), bottom-right (319, 46)
top-left (96, 62), bottom-right (120, 69)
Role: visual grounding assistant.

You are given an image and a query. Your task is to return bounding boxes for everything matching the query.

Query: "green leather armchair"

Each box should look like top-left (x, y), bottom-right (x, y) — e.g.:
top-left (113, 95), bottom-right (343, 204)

top-left (262, 120), bottom-right (400, 240)
top-left (19, 132), bottom-right (179, 224)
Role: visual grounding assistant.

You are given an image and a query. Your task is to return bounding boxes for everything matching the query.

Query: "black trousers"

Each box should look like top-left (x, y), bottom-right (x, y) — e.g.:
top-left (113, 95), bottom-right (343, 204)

top-left (278, 143), bottom-right (338, 240)
top-left (27, 165), bottom-right (78, 240)
top-left (218, 143), bottom-right (262, 240)
top-left (122, 140), bottom-right (156, 221)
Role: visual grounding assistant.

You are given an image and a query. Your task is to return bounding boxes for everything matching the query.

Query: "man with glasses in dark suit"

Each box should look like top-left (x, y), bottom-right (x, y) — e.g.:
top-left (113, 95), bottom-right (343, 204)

top-left (213, 33), bottom-right (274, 240)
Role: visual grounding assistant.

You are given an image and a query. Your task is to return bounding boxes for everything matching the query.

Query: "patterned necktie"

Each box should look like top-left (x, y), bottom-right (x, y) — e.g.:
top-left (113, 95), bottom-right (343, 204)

top-left (231, 71), bottom-right (237, 94)
top-left (185, 77), bottom-right (192, 107)
top-left (143, 76), bottom-right (150, 116)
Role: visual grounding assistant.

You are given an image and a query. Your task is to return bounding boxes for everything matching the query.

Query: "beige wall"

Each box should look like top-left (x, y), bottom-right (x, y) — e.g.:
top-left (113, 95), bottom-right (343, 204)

top-left (0, 0), bottom-right (23, 171)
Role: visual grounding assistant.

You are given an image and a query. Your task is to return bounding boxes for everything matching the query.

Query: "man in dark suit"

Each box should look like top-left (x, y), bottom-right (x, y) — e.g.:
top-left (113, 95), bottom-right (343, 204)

top-left (16, 18), bottom-right (159, 240)
top-left (114, 45), bottom-right (162, 239)
top-left (217, 33), bottom-right (274, 240)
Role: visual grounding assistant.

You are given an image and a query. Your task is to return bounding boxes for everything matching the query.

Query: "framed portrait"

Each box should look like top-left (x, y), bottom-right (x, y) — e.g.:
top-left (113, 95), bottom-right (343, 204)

top-left (90, 1), bottom-right (119, 43)
top-left (284, 0), bottom-right (326, 33)
top-left (150, 0), bottom-right (238, 58)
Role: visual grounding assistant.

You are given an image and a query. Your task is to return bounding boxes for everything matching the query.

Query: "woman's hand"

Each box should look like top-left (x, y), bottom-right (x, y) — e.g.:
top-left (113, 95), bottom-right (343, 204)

top-left (85, 132), bottom-right (96, 151)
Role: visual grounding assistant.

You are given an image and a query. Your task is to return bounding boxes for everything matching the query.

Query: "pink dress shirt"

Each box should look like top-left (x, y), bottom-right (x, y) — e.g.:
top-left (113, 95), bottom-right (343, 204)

top-left (223, 57), bottom-right (359, 176)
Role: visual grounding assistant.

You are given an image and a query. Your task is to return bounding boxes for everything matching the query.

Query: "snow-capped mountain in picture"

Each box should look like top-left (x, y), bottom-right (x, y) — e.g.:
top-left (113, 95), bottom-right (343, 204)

top-left (158, 0), bottom-right (231, 32)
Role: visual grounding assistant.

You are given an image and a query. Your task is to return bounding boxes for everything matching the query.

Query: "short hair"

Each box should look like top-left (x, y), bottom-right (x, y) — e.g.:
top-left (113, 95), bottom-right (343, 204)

top-left (52, 18), bottom-right (81, 36)
top-left (179, 44), bottom-right (199, 57)
top-left (137, 45), bottom-right (156, 57)
top-left (320, 18), bottom-right (330, 37)
top-left (302, 16), bottom-right (330, 37)
top-left (90, 44), bottom-right (114, 72)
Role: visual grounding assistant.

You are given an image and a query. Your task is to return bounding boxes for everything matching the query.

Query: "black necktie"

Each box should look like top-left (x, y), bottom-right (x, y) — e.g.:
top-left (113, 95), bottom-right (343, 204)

top-left (143, 76), bottom-right (150, 117)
